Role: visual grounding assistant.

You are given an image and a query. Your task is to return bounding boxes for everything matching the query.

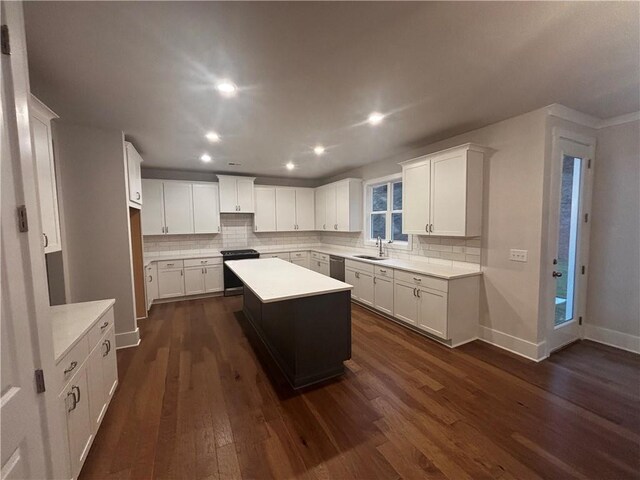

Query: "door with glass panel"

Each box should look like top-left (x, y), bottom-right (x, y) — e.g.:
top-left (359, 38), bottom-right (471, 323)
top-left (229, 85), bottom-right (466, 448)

top-left (547, 134), bottom-right (595, 352)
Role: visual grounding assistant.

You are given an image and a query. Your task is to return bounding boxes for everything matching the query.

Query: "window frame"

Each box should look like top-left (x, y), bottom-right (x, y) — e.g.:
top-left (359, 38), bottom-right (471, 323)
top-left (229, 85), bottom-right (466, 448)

top-left (363, 174), bottom-right (411, 250)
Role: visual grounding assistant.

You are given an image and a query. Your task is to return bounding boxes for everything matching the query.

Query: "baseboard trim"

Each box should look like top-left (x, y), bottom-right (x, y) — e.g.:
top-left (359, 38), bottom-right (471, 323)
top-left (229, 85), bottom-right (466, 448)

top-left (478, 325), bottom-right (547, 362)
top-left (584, 324), bottom-right (640, 354)
top-left (115, 327), bottom-right (140, 349)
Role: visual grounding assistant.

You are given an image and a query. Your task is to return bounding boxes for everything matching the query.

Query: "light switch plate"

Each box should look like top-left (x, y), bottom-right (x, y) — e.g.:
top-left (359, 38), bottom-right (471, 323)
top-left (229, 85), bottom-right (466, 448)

top-left (509, 249), bottom-right (528, 262)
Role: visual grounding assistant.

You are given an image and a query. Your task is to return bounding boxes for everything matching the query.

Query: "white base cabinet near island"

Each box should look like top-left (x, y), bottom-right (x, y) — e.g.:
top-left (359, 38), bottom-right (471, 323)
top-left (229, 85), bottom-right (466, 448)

top-left (52, 301), bottom-right (118, 480)
top-left (345, 260), bottom-right (374, 307)
top-left (153, 258), bottom-right (223, 301)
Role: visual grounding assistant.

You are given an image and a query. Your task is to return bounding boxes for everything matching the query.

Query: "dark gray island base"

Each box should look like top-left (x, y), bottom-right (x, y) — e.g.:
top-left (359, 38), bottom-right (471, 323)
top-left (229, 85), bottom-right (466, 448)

top-left (242, 287), bottom-right (352, 389)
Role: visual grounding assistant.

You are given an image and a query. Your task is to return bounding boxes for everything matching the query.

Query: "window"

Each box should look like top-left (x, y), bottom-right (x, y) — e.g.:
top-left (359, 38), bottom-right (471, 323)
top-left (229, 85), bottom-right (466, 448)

top-left (366, 176), bottom-right (409, 245)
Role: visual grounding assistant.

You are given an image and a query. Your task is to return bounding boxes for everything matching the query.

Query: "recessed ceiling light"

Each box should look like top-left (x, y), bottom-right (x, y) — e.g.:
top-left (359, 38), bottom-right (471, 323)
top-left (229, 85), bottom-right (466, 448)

top-left (313, 145), bottom-right (325, 156)
top-left (216, 81), bottom-right (237, 97)
top-left (205, 131), bottom-right (220, 142)
top-left (200, 153), bottom-right (212, 162)
top-left (286, 162), bottom-right (295, 170)
top-left (367, 112), bottom-right (385, 125)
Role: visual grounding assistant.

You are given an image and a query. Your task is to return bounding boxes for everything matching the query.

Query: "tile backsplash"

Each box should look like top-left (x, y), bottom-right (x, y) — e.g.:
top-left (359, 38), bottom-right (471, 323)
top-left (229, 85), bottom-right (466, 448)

top-left (143, 214), bottom-right (481, 266)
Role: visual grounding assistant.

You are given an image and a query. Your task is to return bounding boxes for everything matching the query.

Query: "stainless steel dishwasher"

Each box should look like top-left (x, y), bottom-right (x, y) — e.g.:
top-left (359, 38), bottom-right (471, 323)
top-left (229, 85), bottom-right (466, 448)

top-left (329, 256), bottom-right (345, 281)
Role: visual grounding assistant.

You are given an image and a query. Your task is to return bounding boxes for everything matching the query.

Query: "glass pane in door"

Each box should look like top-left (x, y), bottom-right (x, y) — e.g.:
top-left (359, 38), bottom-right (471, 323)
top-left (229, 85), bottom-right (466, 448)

top-left (555, 155), bottom-right (582, 326)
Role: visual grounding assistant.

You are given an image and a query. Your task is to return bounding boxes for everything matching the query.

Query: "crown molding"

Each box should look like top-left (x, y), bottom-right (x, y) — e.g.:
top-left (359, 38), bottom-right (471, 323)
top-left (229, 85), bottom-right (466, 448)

top-left (546, 103), bottom-right (640, 130)
top-left (598, 111), bottom-right (640, 129)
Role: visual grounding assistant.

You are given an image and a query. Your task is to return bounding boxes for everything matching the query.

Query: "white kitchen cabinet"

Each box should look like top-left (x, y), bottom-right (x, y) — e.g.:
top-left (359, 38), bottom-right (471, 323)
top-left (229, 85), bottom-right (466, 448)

top-left (417, 287), bottom-right (448, 339)
top-left (184, 266), bottom-right (206, 295)
top-left (125, 142), bottom-right (143, 208)
top-left (192, 183), bottom-right (220, 234)
top-left (290, 251), bottom-right (309, 269)
top-left (345, 261), bottom-right (374, 307)
top-left (401, 144), bottom-right (484, 237)
top-left (163, 182), bottom-right (194, 234)
top-left (315, 187), bottom-right (326, 230)
top-left (374, 275), bottom-right (394, 316)
top-left (254, 186), bottom-right (277, 232)
top-left (203, 265), bottom-right (223, 293)
top-left (141, 179), bottom-right (165, 235)
top-left (157, 267), bottom-right (185, 298)
top-left (276, 188), bottom-right (297, 231)
top-left (393, 282), bottom-right (419, 325)
top-left (295, 188), bottom-right (315, 231)
top-left (86, 345), bottom-right (104, 433)
top-left (60, 366), bottom-right (92, 479)
top-left (316, 179), bottom-right (362, 232)
top-left (310, 259), bottom-right (329, 276)
top-left (218, 175), bottom-right (255, 213)
top-left (29, 95), bottom-right (62, 253)
top-left (265, 252), bottom-right (291, 261)
top-left (145, 263), bottom-right (158, 311)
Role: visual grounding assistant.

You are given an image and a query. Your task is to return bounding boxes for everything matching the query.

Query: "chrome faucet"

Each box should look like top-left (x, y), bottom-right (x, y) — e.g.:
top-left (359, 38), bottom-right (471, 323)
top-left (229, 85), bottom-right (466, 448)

top-left (376, 236), bottom-right (384, 257)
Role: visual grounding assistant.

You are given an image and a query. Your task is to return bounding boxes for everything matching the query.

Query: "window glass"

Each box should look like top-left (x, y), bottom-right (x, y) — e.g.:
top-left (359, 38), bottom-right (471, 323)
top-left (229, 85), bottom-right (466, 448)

top-left (392, 213), bottom-right (407, 242)
top-left (392, 182), bottom-right (402, 210)
top-left (371, 213), bottom-right (386, 239)
top-left (371, 184), bottom-right (388, 212)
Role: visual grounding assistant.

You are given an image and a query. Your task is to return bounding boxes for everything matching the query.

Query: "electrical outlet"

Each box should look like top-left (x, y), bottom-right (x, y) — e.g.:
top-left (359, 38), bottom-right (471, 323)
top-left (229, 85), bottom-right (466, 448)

top-left (509, 249), bottom-right (528, 262)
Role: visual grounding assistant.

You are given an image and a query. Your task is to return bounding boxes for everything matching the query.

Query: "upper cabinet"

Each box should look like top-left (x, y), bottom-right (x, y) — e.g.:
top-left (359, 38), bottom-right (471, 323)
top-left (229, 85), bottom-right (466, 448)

top-left (141, 180), bottom-right (220, 235)
top-left (401, 144), bottom-right (485, 237)
top-left (125, 142), bottom-right (143, 208)
top-left (254, 186), bottom-right (315, 232)
top-left (217, 175), bottom-right (255, 213)
top-left (315, 179), bottom-right (363, 232)
top-left (29, 95), bottom-right (62, 254)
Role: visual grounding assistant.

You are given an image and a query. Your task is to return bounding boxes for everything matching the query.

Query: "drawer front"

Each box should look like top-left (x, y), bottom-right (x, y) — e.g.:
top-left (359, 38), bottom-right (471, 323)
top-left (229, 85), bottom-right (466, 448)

top-left (394, 269), bottom-right (448, 293)
top-left (374, 265), bottom-right (394, 278)
top-left (311, 252), bottom-right (329, 262)
top-left (265, 252), bottom-right (291, 261)
top-left (345, 259), bottom-right (374, 274)
top-left (157, 259), bottom-right (184, 270)
top-left (183, 257), bottom-right (221, 267)
top-left (56, 336), bottom-right (89, 391)
top-left (290, 251), bottom-right (308, 259)
top-left (87, 307), bottom-right (115, 351)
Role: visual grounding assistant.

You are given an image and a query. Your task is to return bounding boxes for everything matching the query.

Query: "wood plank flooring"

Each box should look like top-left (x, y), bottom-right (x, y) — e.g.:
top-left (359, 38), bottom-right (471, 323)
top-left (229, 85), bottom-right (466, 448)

top-left (80, 296), bottom-right (640, 479)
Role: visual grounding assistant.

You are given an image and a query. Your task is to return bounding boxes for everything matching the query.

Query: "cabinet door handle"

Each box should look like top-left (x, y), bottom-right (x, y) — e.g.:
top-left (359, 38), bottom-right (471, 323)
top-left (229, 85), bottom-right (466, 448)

top-left (43, 233), bottom-right (48, 248)
top-left (67, 391), bottom-right (77, 412)
top-left (205, 268), bottom-right (207, 274)
top-left (180, 270), bottom-right (183, 276)
top-left (334, 224), bottom-right (337, 230)
top-left (413, 287), bottom-right (417, 297)
top-left (218, 226), bottom-right (220, 232)
top-left (72, 385), bottom-right (81, 404)
top-left (373, 277), bottom-right (377, 284)
top-left (136, 192), bottom-right (141, 200)
top-left (379, 269), bottom-right (386, 273)
top-left (430, 224), bottom-right (433, 233)
top-left (100, 321), bottom-right (109, 331)
top-left (166, 226), bottom-right (169, 233)
top-left (64, 361), bottom-right (78, 376)
top-left (413, 277), bottom-right (422, 282)
top-left (148, 275), bottom-right (153, 282)
top-left (426, 224), bottom-right (429, 232)
top-left (416, 289), bottom-right (421, 298)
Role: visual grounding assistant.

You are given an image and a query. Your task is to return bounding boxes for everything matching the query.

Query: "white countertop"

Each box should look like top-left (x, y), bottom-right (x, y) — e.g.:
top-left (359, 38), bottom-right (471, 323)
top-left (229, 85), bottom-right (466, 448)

top-left (226, 258), bottom-right (352, 303)
top-left (144, 244), bottom-right (482, 280)
top-left (51, 299), bottom-right (115, 363)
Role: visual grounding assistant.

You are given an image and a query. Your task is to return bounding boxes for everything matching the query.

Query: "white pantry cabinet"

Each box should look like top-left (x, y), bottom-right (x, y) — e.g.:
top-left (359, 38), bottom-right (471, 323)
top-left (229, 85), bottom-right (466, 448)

top-left (315, 179), bottom-right (362, 232)
top-left (192, 183), bottom-right (220, 234)
top-left (254, 186), bottom-right (277, 232)
top-left (29, 95), bottom-right (62, 253)
top-left (218, 175), bottom-right (255, 213)
top-left (401, 143), bottom-right (485, 237)
top-left (141, 180), bottom-right (220, 236)
top-left (125, 142), bottom-right (143, 208)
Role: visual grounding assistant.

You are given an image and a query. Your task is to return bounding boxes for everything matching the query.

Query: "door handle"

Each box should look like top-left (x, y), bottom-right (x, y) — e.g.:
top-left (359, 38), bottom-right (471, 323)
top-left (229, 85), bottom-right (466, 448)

top-left (552, 271), bottom-right (563, 278)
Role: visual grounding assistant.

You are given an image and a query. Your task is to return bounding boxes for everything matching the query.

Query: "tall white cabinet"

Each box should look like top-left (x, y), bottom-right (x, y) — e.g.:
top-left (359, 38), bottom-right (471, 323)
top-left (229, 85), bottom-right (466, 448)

top-left (29, 95), bottom-right (62, 253)
top-left (315, 178), bottom-right (363, 232)
top-left (141, 180), bottom-right (220, 235)
top-left (401, 144), bottom-right (485, 237)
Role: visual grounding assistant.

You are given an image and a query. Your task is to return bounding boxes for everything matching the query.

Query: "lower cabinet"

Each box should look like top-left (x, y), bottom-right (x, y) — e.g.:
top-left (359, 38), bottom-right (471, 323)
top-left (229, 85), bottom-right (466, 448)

top-left (345, 268), bottom-right (374, 307)
top-left (158, 268), bottom-right (185, 298)
top-left (310, 259), bottom-right (329, 276)
top-left (156, 259), bottom-right (223, 299)
top-left (145, 263), bottom-right (158, 310)
top-left (289, 251), bottom-right (309, 269)
top-left (393, 278), bottom-right (449, 338)
top-left (58, 306), bottom-right (118, 480)
top-left (393, 281), bottom-right (419, 325)
top-left (373, 275), bottom-right (394, 315)
top-left (184, 266), bottom-right (206, 295)
top-left (203, 265), bottom-right (223, 292)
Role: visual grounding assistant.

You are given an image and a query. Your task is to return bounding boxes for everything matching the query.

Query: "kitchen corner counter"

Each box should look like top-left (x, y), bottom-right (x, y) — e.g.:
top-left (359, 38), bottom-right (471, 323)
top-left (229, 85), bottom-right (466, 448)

top-left (51, 299), bottom-right (116, 363)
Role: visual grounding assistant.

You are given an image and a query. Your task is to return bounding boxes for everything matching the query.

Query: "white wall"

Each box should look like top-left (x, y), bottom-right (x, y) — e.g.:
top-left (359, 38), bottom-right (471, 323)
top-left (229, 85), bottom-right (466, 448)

top-left (325, 108), bottom-right (550, 357)
top-left (585, 119), bottom-right (640, 351)
top-left (53, 122), bottom-right (138, 347)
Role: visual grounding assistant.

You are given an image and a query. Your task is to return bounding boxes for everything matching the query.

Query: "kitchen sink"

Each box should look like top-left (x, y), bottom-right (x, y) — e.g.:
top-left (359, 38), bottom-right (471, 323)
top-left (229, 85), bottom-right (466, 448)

top-left (354, 255), bottom-right (388, 261)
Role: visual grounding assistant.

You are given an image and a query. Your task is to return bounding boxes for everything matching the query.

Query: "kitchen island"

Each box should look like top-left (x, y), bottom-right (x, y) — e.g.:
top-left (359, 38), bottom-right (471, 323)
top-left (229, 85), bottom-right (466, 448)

top-left (225, 258), bottom-right (353, 389)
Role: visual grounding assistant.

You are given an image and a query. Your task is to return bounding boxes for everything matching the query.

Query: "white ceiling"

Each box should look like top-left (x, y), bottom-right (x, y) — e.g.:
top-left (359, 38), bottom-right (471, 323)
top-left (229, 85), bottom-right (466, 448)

top-left (24, 1), bottom-right (639, 179)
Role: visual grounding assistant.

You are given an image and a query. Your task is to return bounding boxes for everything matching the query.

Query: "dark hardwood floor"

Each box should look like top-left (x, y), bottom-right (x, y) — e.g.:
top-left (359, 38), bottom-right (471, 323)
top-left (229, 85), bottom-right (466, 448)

top-left (80, 296), bottom-right (640, 479)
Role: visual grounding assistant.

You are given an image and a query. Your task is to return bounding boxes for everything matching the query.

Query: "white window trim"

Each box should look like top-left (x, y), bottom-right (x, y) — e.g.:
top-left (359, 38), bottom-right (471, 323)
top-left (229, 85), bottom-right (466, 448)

top-left (363, 174), bottom-right (412, 251)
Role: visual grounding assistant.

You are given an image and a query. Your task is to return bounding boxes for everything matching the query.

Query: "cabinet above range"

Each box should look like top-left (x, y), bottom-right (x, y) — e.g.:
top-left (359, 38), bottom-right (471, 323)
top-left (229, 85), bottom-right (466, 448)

top-left (217, 175), bottom-right (255, 213)
top-left (141, 179), bottom-right (220, 235)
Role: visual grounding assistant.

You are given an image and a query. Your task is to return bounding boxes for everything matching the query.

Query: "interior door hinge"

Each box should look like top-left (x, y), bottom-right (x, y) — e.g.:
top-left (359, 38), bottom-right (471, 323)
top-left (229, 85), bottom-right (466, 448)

top-left (17, 205), bottom-right (29, 232)
top-left (584, 213), bottom-right (589, 223)
top-left (581, 265), bottom-right (585, 275)
top-left (1, 25), bottom-right (10, 55)
top-left (578, 316), bottom-right (583, 326)
top-left (35, 369), bottom-right (46, 393)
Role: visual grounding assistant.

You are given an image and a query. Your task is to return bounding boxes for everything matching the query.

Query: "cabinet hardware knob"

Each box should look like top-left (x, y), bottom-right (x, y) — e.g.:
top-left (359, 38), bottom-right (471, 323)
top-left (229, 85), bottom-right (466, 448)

top-left (100, 321), bottom-right (109, 331)
top-left (64, 361), bottom-right (78, 376)
top-left (552, 271), bottom-right (563, 278)
top-left (43, 233), bottom-right (48, 248)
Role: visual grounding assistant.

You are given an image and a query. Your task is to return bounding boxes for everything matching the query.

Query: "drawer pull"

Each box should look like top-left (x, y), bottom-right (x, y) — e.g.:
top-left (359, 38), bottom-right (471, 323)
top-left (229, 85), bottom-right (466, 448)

top-left (413, 277), bottom-right (422, 282)
top-left (166, 263), bottom-right (174, 267)
top-left (379, 269), bottom-right (387, 273)
top-left (64, 361), bottom-right (78, 376)
top-left (100, 321), bottom-right (109, 331)
top-left (67, 391), bottom-right (77, 412)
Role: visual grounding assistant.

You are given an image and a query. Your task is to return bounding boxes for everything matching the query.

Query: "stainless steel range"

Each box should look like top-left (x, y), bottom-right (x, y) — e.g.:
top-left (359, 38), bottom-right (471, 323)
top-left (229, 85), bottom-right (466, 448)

top-left (220, 249), bottom-right (260, 295)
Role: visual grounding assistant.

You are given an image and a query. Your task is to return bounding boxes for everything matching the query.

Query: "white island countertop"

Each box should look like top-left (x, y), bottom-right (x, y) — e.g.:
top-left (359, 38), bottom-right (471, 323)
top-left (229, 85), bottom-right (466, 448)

top-left (226, 258), bottom-right (352, 303)
top-left (51, 299), bottom-right (115, 364)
